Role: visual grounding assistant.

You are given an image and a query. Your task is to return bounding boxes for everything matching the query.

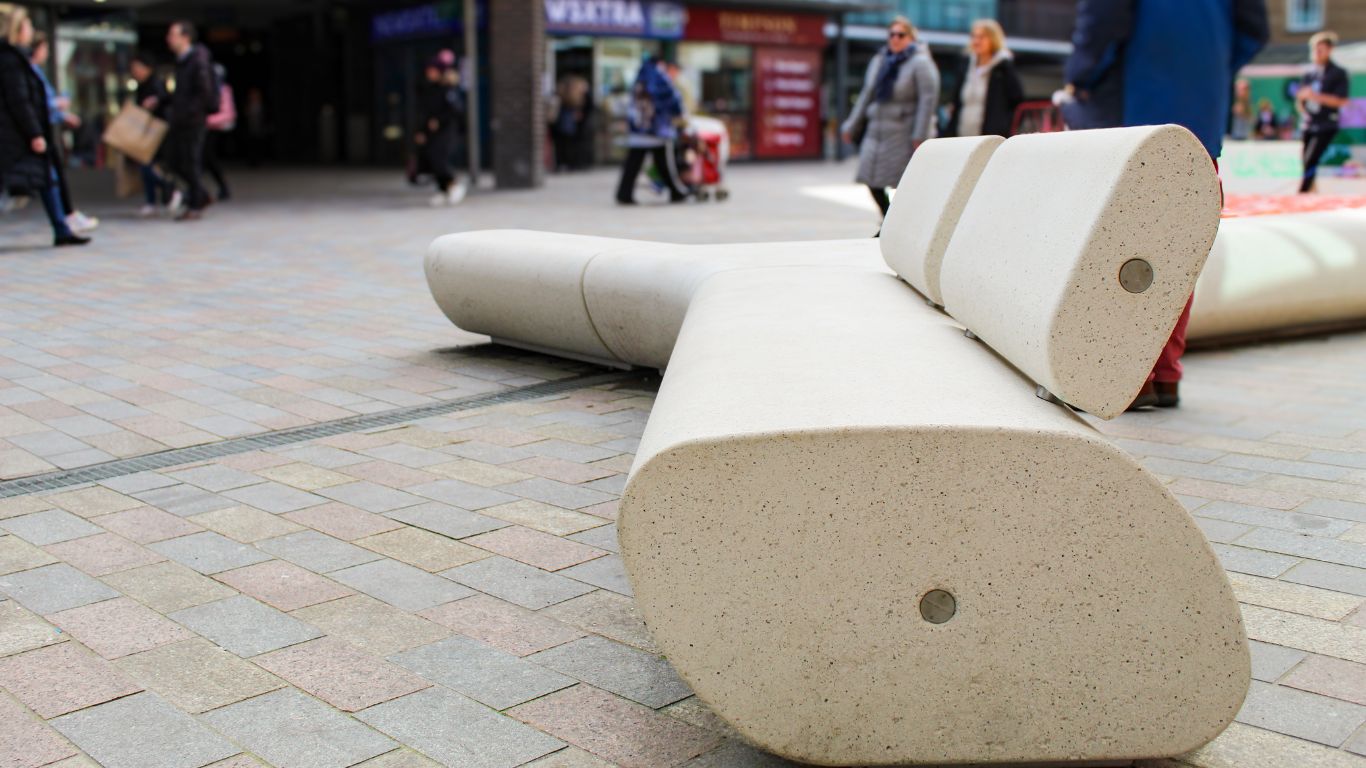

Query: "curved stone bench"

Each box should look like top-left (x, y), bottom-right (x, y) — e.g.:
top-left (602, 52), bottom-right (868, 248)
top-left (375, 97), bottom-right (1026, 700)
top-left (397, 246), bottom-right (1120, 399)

top-left (424, 125), bottom-right (1248, 765)
top-left (1190, 207), bottom-right (1366, 342)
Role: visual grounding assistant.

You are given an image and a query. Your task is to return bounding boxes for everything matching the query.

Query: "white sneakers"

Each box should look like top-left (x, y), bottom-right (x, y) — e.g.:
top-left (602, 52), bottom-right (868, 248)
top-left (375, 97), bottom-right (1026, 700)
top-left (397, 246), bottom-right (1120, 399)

top-left (66, 211), bottom-right (99, 233)
top-left (167, 190), bottom-right (185, 216)
top-left (429, 180), bottom-right (470, 208)
top-left (136, 204), bottom-right (157, 218)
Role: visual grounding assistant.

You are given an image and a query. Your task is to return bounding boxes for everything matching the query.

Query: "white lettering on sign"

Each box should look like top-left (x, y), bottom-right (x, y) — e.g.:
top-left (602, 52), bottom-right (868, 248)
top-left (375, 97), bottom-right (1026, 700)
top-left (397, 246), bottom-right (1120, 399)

top-left (545, 0), bottom-right (646, 29)
top-left (772, 96), bottom-right (814, 110)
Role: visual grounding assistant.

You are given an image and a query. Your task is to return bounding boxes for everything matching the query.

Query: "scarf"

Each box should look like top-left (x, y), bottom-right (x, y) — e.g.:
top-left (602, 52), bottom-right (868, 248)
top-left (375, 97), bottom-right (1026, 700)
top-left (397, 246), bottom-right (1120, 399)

top-left (874, 46), bottom-right (913, 103)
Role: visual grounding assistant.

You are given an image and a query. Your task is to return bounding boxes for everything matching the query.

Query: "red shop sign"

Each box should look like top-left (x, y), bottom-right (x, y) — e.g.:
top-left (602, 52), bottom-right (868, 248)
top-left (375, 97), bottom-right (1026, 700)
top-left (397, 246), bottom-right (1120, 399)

top-left (753, 46), bottom-right (822, 158)
top-left (684, 8), bottom-right (826, 47)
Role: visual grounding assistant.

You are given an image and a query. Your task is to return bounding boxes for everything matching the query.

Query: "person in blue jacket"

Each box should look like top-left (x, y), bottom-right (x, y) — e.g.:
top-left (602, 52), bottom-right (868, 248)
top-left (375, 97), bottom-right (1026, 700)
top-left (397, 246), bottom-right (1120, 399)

top-left (614, 55), bottom-right (689, 205)
top-left (1061, 0), bottom-right (1268, 411)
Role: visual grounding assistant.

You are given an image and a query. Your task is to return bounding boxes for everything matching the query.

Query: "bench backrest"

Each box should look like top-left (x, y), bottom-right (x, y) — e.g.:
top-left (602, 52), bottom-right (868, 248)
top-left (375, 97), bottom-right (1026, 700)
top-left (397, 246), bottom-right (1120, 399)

top-left (938, 125), bottom-right (1221, 419)
top-left (879, 135), bottom-right (1003, 306)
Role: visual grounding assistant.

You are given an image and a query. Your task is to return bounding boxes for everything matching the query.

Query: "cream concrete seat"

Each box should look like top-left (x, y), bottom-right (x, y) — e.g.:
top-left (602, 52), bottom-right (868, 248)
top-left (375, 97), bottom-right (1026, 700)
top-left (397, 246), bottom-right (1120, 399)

top-left (1190, 208), bottom-right (1366, 342)
top-left (424, 125), bottom-right (1248, 766)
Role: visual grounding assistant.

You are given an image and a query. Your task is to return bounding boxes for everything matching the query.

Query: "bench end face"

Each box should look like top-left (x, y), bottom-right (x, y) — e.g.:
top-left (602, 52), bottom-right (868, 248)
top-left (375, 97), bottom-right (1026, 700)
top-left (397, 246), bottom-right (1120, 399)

top-left (880, 135), bottom-right (1004, 305)
top-left (619, 427), bottom-right (1248, 766)
top-left (940, 125), bottom-right (1222, 418)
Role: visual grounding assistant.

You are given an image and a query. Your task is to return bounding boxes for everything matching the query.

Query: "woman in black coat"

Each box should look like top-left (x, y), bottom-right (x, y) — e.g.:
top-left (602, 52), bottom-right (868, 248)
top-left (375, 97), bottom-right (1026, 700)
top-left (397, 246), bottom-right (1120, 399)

top-left (0, 6), bottom-right (88, 246)
top-left (944, 19), bottom-right (1025, 138)
top-left (419, 56), bottom-right (467, 207)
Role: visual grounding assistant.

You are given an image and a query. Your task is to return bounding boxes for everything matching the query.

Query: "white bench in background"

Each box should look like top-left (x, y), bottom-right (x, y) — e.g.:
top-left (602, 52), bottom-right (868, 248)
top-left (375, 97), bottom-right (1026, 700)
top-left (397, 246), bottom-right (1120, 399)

top-left (425, 125), bottom-right (1248, 766)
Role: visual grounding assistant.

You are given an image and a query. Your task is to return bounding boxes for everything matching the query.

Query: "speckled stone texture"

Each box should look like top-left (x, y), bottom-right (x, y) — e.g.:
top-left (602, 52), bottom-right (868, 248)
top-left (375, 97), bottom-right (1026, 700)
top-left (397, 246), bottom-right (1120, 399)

top-left (618, 267), bottom-right (1248, 765)
top-left (1190, 208), bottom-right (1366, 342)
top-left (878, 134), bottom-right (1003, 306)
top-left (939, 125), bottom-right (1222, 419)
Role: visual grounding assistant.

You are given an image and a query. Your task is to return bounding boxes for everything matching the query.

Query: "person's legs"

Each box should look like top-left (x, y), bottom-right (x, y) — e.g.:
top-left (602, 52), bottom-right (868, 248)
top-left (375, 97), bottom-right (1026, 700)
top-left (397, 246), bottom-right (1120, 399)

top-left (1300, 128), bottom-right (1337, 193)
top-left (183, 125), bottom-right (208, 212)
top-left (140, 163), bottom-right (160, 206)
top-left (616, 147), bottom-right (647, 202)
top-left (650, 143), bottom-right (688, 201)
top-left (203, 132), bottom-right (229, 199)
top-left (52, 141), bottom-right (74, 215)
top-left (37, 183), bottom-right (72, 237)
top-left (868, 185), bottom-right (891, 216)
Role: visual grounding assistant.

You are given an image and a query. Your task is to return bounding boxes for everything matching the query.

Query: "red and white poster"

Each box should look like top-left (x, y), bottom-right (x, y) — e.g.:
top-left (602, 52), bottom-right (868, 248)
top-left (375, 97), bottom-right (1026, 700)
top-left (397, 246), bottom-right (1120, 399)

top-left (753, 47), bottom-right (822, 159)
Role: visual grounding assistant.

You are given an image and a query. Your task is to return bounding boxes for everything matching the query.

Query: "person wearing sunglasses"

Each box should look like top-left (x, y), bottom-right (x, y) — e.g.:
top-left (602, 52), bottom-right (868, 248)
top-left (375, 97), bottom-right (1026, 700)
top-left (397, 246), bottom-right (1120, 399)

top-left (840, 16), bottom-right (939, 229)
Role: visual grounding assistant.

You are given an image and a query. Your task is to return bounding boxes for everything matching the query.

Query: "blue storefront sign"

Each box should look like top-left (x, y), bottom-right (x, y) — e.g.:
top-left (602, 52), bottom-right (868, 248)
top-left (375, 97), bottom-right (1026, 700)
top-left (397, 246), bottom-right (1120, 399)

top-left (544, 0), bottom-right (686, 39)
top-left (373, 2), bottom-right (478, 43)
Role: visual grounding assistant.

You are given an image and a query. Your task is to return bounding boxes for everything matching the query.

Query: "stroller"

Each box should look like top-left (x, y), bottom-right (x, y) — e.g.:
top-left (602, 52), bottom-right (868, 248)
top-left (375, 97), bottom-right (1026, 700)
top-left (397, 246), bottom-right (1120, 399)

top-left (678, 115), bottom-right (729, 202)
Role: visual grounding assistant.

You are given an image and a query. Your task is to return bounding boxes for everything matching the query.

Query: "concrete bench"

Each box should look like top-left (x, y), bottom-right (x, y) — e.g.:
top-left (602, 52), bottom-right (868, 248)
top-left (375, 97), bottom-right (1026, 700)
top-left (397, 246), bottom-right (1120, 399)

top-left (1190, 207), bottom-right (1366, 343)
top-left (425, 125), bottom-right (1247, 765)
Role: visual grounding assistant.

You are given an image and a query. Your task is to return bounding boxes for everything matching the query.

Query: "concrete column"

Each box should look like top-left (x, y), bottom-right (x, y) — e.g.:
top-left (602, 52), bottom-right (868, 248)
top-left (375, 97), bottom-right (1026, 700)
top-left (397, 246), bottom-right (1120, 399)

top-left (488, 0), bottom-right (544, 189)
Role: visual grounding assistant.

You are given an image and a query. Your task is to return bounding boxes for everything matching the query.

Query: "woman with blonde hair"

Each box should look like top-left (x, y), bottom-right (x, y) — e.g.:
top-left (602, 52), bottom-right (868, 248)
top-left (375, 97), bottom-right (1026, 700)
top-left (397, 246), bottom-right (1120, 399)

top-left (946, 19), bottom-right (1023, 137)
top-left (0, 4), bottom-right (89, 245)
top-left (840, 15), bottom-right (939, 223)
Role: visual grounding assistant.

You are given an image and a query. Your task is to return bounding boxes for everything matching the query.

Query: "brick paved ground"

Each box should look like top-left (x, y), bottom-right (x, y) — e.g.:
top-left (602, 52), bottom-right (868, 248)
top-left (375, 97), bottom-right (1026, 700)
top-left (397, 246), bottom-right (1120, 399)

top-left (1, 164), bottom-right (1365, 767)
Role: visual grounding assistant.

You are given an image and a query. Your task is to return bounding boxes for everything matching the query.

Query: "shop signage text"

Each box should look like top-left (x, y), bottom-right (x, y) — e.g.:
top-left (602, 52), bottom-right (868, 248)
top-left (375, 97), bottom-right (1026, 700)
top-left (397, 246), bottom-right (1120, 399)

top-left (753, 46), bottom-right (822, 158)
top-left (373, 2), bottom-right (465, 42)
top-left (545, 0), bottom-right (686, 39)
top-left (685, 8), bottom-right (825, 47)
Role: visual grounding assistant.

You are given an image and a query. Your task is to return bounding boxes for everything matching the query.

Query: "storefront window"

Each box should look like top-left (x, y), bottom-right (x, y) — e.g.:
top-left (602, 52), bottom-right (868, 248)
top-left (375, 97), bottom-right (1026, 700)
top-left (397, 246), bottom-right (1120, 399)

top-left (678, 42), bottom-right (752, 159)
top-left (594, 37), bottom-right (662, 162)
top-left (55, 15), bottom-right (137, 167)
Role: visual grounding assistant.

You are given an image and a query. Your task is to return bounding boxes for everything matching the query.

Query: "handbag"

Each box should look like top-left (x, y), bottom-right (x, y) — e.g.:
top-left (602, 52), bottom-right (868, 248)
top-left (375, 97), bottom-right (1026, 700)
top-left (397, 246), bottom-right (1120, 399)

top-left (102, 102), bottom-right (168, 166)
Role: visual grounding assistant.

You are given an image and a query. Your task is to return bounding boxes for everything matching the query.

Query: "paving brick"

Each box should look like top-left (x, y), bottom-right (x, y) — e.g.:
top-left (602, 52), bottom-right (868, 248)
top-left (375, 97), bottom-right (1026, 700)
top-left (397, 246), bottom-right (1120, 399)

top-left (358, 686), bottom-right (564, 768)
top-left (427, 459), bottom-right (534, 488)
top-left (256, 462), bottom-right (356, 491)
top-left (99, 472), bottom-right (177, 494)
top-left (420, 594), bottom-right (583, 656)
top-left (1242, 604), bottom-right (1366, 664)
top-left (510, 685), bottom-right (719, 768)
top-left (442, 441), bottom-right (537, 465)
top-left (541, 591), bottom-right (660, 654)
top-left (390, 635), bottom-right (574, 709)
top-left (1228, 573), bottom-right (1362, 621)
top-left (189, 505), bottom-right (304, 543)
top-left (257, 529), bottom-right (382, 573)
top-left (506, 457), bottom-right (617, 485)
top-left (93, 506), bottom-right (202, 544)
top-left (384, 501), bottom-right (507, 540)
top-left (132, 485), bottom-right (236, 518)
top-left (524, 441), bottom-right (620, 464)
top-left (0, 689), bottom-right (78, 768)
top-left (0, 563), bottom-right (119, 615)
top-left (214, 559), bottom-right (352, 611)
top-left (0, 642), bottom-right (141, 717)
top-left (1236, 680), bottom-right (1366, 747)
top-left (45, 487), bottom-right (142, 518)
top-left (500, 478), bottom-right (616, 511)
top-left (529, 636), bottom-right (690, 708)
top-left (44, 533), bottom-right (164, 577)
top-left (254, 636), bottom-right (429, 712)
top-left (465, 526), bottom-right (607, 572)
top-left (149, 531), bottom-right (272, 575)
top-left (166, 465), bottom-right (263, 492)
top-left (1, 510), bottom-right (101, 546)
top-left (335, 460), bottom-right (440, 489)
top-left (443, 556), bottom-right (594, 610)
top-left (0, 599), bottom-right (65, 656)
top-left (1237, 528), bottom-right (1366, 569)
top-left (521, 746), bottom-right (617, 768)
top-left (170, 595), bottom-right (321, 657)
top-left (318, 482), bottom-right (425, 513)
top-left (354, 749), bottom-right (442, 768)
top-left (481, 500), bottom-right (607, 536)
top-left (203, 688), bottom-right (396, 768)
top-left (1211, 542), bottom-right (1299, 578)
top-left (51, 692), bottom-right (236, 768)
top-left (1299, 499), bottom-right (1366, 524)
top-left (356, 528), bottom-right (488, 572)
top-left (1249, 640), bottom-right (1310, 683)
top-left (567, 524), bottom-right (618, 553)
top-left (330, 558), bottom-right (472, 612)
top-left (101, 561), bottom-right (236, 613)
top-left (284, 502), bottom-right (403, 540)
top-left (47, 597), bottom-right (192, 659)
top-left (291, 595), bottom-right (449, 657)
top-left (405, 479), bottom-right (519, 511)
top-left (1282, 561), bottom-right (1366, 596)
top-left (222, 482), bottom-right (326, 514)
top-left (559, 555), bottom-right (632, 596)
top-left (1282, 655), bottom-right (1366, 706)
top-left (0, 533), bottom-right (57, 575)
top-left (114, 637), bottom-right (282, 713)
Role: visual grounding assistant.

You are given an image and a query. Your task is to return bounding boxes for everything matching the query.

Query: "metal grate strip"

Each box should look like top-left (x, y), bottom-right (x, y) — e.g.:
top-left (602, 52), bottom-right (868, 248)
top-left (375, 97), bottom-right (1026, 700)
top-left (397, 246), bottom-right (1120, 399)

top-left (0, 370), bottom-right (646, 499)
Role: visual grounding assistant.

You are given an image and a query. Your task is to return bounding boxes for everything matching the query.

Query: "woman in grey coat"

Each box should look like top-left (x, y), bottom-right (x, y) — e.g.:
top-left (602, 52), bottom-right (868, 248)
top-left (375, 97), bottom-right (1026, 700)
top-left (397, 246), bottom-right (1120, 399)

top-left (841, 16), bottom-right (940, 220)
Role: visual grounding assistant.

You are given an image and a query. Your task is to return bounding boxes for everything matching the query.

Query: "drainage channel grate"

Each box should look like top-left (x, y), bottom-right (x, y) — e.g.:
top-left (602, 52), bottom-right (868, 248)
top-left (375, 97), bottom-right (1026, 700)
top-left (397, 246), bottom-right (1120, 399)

top-left (0, 370), bottom-right (647, 499)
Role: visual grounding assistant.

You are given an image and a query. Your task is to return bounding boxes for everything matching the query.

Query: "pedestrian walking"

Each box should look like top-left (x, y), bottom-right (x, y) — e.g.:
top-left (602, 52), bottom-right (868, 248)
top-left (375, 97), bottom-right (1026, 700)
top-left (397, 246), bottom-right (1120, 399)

top-left (203, 62), bottom-right (234, 202)
top-left (155, 20), bottom-right (215, 221)
top-left (615, 55), bottom-right (689, 205)
top-left (945, 19), bottom-right (1024, 138)
top-left (418, 52), bottom-right (468, 207)
top-left (840, 16), bottom-right (939, 223)
top-left (1061, 0), bottom-right (1268, 411)
top-left (551, 74), bottom-right (593, 171)
top-left (0, 5), bottom-right (89, 246)
top-left (1296, 31), bottom-right (1349, 194)
top-left (29, 31), bottom-right (97, 233)
top-left (129, 51), bottom-right (175, 217)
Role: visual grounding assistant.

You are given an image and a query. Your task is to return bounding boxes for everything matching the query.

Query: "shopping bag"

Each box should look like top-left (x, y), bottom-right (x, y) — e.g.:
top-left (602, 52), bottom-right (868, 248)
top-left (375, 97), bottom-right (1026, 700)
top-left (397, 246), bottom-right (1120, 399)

top-left (102, 102), bottom-right (167, 165)
top-left (112, 152), bottom-right (139, 199)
